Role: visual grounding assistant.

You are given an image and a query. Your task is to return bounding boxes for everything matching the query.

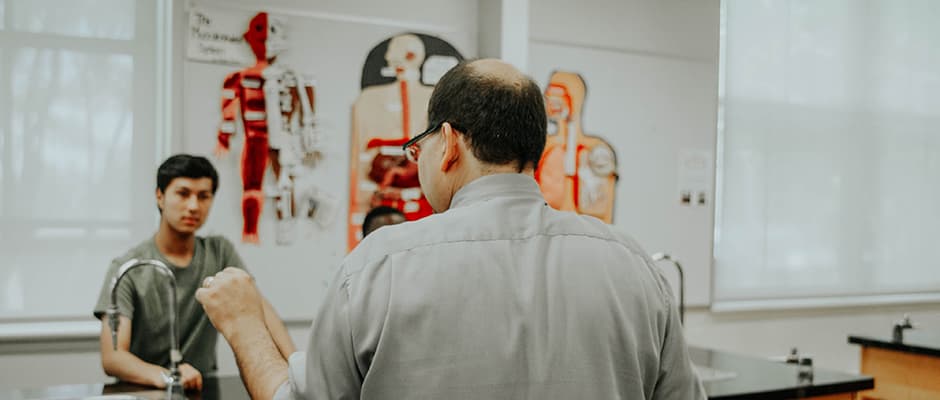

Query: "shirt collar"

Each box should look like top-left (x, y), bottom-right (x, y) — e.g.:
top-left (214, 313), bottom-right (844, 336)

top-left (449, 173), bottom-right (545, 210)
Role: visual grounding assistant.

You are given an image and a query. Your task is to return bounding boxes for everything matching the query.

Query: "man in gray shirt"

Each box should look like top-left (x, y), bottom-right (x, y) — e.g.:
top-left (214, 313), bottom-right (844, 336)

top-left (197, 59), bottom-right (705, 399)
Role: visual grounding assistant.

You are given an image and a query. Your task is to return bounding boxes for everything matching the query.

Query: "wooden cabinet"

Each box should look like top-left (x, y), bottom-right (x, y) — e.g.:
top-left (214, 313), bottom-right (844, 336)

top-left (858, 346), bottom-right (940, 400)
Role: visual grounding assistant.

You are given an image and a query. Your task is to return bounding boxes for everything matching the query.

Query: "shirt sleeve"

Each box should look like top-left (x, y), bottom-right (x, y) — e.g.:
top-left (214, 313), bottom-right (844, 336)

top-left (279, 265), bottom-right (362, 399)
top-left (217, 236), bottom-right (248, 271)
top-left (650, 271), bottom-right (707, 400)
top-left (273, 352), bottom-right (307, 400)
top-left (92, 258), bottom-right (136, 321)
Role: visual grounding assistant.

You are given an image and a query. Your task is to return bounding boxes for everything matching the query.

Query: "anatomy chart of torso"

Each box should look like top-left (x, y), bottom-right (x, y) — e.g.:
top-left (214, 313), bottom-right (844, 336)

top-left (347, 33), bottom-right (463, 250)
top-left (535, 71), bottom-right (619, 223)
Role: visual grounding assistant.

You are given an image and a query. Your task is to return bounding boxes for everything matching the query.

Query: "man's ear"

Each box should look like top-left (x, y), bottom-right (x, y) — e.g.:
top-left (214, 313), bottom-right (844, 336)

top-left (155, 188), bottom-right (165, 212)
top-left (439, 122), bottom-right (461, 172)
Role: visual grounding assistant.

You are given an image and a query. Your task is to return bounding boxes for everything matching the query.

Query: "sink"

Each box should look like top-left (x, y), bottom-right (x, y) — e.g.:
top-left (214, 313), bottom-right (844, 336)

top-left (693, 364), bottom-right (738, 382)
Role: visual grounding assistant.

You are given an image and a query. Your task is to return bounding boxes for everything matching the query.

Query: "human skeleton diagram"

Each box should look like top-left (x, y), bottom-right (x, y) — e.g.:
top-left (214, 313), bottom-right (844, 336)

top-left (348, 34), bottom-right (435, 248)
top-left (217, 12), bottom-right (324, 244)
top-left (535, 71), bottom-right (618, 223)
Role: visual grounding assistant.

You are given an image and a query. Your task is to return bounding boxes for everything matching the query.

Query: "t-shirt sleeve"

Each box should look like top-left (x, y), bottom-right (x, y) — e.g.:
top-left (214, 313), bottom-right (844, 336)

top-left (92, 258), bottom-right (136, 321)
top-left (216, 236), bottom-right (248, 272)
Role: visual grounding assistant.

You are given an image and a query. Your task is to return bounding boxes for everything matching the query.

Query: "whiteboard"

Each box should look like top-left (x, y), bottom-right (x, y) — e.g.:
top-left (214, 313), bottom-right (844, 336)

top-left (180, 6), bottom-right (476, 321)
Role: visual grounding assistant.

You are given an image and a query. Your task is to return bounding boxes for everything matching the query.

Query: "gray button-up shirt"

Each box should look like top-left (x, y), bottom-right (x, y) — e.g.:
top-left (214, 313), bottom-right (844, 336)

top-left (276, 173), bottom-right (704, 399)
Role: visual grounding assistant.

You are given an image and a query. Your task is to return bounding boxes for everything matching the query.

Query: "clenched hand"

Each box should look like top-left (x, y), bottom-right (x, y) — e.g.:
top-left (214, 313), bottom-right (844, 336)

top-left (195, 267), bottom-right (265, 340)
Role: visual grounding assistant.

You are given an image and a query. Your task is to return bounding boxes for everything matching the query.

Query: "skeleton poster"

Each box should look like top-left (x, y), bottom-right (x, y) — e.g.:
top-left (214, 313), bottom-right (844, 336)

top-left (535, 71), bottom-right (619, 223)
top-left (216, 12), bottom-right (333, 245)
top-left (347, 33), bottom-right (463, 250)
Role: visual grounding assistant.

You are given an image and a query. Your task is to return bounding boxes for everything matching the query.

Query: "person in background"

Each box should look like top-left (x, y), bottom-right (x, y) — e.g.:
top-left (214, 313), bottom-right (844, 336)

top-left (361, 206), bottom-right (407, 238)
top-left (197, 60), bottom-right (705, 399)
top-left (93, 154), bottom-right (295, 391)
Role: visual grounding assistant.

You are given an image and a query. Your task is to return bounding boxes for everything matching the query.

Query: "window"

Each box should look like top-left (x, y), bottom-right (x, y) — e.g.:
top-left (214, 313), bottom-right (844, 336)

top-left (0, 0), bottom-right (164, 320)
top-left (714, 0), bottom-right (940, 309)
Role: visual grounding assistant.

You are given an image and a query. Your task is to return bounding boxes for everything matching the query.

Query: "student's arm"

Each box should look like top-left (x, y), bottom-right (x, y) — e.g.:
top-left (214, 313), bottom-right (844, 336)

top-left (100, 316), bottom-right (204, 390)
top-left (99, 315), bottom-right (171, 388)
top-left (262, 297), bottom-right (296, 359)
top-left (95, 258), bottom-right (186, 389)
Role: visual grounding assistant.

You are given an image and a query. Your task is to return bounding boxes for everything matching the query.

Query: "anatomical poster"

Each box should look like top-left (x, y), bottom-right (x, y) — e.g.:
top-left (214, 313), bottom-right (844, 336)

top-left (535, 71), bottom-right (619, 223)
top-left (216, 12), bottom-right (335, 245)
top-left (347, 33), bottom-right (463, 249)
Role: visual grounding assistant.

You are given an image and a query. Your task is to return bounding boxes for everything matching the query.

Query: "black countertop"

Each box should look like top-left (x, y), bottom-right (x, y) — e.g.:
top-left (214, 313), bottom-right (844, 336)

top-left (690, 347), bottom-right (872, 399)
top-left (1, 375), bottom-right (249, 400)
top-left (1, 347), bottom-right (872, 400)
top-left (848, 330), bottom-right (940, 358)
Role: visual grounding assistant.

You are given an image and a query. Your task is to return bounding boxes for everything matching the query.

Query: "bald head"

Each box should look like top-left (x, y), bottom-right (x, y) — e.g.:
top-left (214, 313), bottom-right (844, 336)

top-left (426, 59), bottom-right (547, 171)
top-left (467, 58), bottom-right (528, 83)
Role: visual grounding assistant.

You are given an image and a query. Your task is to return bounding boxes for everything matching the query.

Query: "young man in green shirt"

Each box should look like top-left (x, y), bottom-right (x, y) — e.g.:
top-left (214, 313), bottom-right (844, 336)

top-left (93, 154), bottom-right (295, 390)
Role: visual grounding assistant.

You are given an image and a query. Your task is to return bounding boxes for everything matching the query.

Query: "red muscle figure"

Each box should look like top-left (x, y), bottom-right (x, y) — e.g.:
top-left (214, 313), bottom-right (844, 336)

top-left (217, 13), bottom-right (318, 244)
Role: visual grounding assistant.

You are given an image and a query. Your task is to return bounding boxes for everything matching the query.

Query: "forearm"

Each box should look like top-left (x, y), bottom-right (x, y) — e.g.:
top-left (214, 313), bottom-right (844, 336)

top-left (263, 298), bottom-right (296, 359)
top-left (100, 316), bottom-right (166, 388)
top-left (226, 318), bottom-right (290, 400)
top-left (102, 350), bottom-right (167, 388)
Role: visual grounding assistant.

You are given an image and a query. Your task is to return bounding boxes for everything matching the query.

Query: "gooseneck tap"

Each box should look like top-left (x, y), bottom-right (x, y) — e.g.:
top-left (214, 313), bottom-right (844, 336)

top-left (651, 252), bottom-right (685, 325)
top-left (105, 258), bottom-right (184, 399)
top-left (892, 314), bottom-right (914, 343)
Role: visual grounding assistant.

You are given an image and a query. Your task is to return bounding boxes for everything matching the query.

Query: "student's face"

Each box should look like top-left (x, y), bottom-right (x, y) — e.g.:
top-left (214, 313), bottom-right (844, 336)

top-left (156, 177), bottom-right (214, 234)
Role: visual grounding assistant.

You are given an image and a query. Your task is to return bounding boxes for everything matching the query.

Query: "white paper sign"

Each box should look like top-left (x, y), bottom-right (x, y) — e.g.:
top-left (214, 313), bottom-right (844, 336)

top-left (677, 148), bottom-right (713, 206)
top-left (187, 6), bottom-right (257, 66)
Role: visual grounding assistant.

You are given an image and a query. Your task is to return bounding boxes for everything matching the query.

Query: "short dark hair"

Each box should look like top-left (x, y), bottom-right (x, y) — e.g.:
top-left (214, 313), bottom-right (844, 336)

top-left (362, 206), bottom-right (405, 237)
top-left (426, 61), bottom-right (547, 171)
top-left (157, 154), bottom-right (219, 194)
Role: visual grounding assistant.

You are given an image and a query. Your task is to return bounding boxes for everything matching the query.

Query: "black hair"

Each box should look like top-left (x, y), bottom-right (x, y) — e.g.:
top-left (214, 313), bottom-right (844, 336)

top-left (426, 61), bottom-right (547, 171)
top-left (157, 154), bottom-right (219, 193)
top-left (362, 206), bottom-right (406, 237)
top-left (156, 154), bottom-right (219, 212)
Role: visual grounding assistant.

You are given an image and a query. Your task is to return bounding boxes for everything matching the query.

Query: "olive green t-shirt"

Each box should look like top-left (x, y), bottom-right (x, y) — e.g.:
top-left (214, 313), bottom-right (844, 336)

top-left (93, 235), bottom-right (246, 374)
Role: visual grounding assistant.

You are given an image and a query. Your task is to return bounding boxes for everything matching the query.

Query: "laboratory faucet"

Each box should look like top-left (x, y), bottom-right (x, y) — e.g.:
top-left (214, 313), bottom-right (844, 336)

top-left (651, 252), bottom-right (685, 325)
top-left (105, 258), bottom-right (185, 400)
top-left (892, 314), bottom-right (914, 343)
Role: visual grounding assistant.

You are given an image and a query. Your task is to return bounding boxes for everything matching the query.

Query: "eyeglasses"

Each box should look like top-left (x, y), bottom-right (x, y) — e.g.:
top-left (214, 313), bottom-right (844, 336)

top-left (402, 122), bottom-right (442, 163)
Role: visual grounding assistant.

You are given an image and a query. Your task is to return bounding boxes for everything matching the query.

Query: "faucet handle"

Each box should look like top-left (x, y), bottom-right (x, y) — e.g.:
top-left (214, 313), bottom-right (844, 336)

top-left (895, 314), bottom-right (914, 329)
top-left (786, 347), bottom-right (800, 364)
